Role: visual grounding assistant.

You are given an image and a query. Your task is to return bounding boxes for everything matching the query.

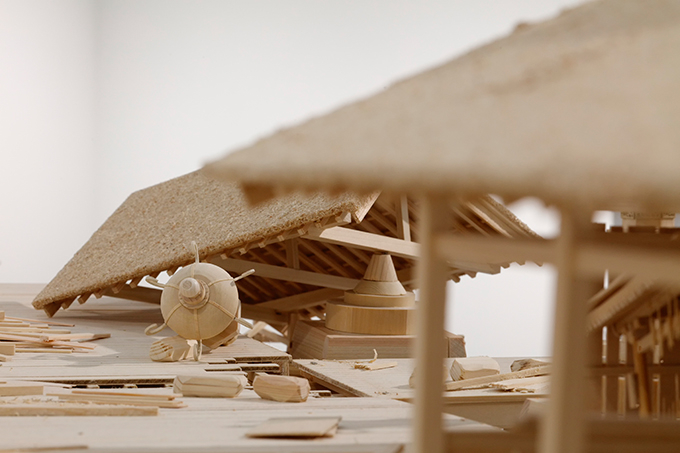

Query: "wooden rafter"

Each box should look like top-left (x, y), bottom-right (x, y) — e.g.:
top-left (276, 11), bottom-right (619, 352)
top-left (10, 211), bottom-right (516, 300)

top-left (304, 226), bottom-right (420, 260)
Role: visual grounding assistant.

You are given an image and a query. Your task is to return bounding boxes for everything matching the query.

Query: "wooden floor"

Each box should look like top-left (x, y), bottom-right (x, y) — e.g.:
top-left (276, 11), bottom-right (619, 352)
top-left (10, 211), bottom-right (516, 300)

top-left (0, 284), bottom-right (497, 452)
top-left (295, 358), bottom-right (547, 429)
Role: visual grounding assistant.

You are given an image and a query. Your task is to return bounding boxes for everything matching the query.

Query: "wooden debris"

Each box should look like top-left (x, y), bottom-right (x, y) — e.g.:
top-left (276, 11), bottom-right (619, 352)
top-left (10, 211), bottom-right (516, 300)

top-left (0, 343), bottom-right (15, 355)
top-left (49, 392), bottom-right (185, 409)
top-left (510, 358), bottom-right (551, 372)
top-left (253, 374), bottom-right (311, 402)
top-left (354, 361), bottom-right (397, 371)
top-left (246, 416), bottom-right (342, 438)
top-left (0, 353), bottom-right (11, 362)
top-left (149, 336), bottom-right (196, 362)
top-left (0, 381), bottom-right (46, 396)
top-left (490, 375), bottom-right (550, 393)
top-left (450, 356), bottom-right (500, 381)
top-left (445, 365), bottom-right (552, 391)
top-left (173, 374), bottom-right (246, 398)
top-left (409, 365), bottom-right (450, 388)
top-left (0, 402), bottom-right (158, 416)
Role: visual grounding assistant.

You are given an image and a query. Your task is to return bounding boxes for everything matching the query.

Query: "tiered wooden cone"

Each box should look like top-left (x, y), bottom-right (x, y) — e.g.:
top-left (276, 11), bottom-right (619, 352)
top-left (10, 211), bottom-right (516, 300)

top-left (325, 254), bottom-right (416, 335)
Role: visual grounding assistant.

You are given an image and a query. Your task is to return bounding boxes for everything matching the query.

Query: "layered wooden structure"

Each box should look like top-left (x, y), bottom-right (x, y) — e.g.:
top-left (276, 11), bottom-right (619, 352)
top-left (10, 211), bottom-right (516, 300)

top-left (202, 1), bottom-right (680, 452)
top-left (32, 171), bottom-right (536, 344)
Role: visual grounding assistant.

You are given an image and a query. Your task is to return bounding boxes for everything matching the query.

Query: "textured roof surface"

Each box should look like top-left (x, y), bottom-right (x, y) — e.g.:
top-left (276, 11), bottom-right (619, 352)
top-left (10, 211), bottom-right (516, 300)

top-left (33, 171), bottom-right (377, 309)
top-left (204, 0), bottom-right (680, 211)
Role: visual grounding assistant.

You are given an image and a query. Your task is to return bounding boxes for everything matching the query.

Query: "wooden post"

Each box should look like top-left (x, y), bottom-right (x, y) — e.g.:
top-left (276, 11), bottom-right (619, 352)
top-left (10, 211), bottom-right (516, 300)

top-left (412, 194), bottom-right (449, 453)
top-left (538, 207), bottom-right (590, 453)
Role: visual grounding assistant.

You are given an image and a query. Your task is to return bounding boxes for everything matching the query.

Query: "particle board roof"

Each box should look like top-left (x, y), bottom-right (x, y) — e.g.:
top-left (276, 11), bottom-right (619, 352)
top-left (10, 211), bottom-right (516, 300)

top-left (203, 0), bottom-right (680, 212)
top-left (32, 171), bottom-right (537, 319)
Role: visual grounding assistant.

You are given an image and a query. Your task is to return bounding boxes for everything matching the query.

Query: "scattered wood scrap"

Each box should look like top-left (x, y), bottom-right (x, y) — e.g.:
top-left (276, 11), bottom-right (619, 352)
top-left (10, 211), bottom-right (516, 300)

top-left (450, 356), bottom-right (500, 381)
top-left (409, 365), bottom-right (450, 388)
top-left (445, 365), bottom-right (552, 391)
top-left (173, 374), bottom-right (247, 398)
top-left (0, 311), bottom-right (107, 354)
top-left (253, 374), bottom-right (311, 402)
top-left (246, 416), bottom-right (342, 438)
top-left (0, 401), bottom-right (158, 416)
top-left (489, 375), bottom-right (550, 393)
top-left (354, 361), bottom-right (397, 371)
top-left (510, 358), bottom-right (550, 372)
top-left (150, 336), bottom-right (197, 362)
top-left (48, 389), bottom-right (185, 409)
top-left (0, 381), bottom-right (46, 396)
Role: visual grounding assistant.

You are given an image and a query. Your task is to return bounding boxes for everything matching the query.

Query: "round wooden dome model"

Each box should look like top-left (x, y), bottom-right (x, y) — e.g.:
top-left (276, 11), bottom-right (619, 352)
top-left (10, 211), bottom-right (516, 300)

top-left (160, 262), bottom-right (239, 340)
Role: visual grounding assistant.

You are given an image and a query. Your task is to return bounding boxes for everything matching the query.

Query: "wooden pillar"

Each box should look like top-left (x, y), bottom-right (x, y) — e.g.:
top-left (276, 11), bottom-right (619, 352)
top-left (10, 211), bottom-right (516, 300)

top-left (412, 194), bottom-right (449, 453)
top-left (538, 207), bottom-right (591, 453)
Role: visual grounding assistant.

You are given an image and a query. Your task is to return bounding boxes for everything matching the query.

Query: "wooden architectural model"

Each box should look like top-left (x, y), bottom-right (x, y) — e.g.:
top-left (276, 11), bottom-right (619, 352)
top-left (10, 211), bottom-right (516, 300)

top-left (32, 170), bottom-right (537, 359)
top-left (201, 1), bottom-right (680, 452)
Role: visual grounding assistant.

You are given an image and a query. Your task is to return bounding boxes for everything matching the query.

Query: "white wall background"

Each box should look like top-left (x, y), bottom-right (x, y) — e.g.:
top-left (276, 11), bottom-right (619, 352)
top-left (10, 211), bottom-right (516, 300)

top-left (1, 0), bottom-right (590, 357)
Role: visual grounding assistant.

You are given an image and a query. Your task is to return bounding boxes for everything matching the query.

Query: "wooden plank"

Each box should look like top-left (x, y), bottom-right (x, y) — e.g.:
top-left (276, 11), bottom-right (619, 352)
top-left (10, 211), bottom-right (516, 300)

top-left (445, 365), bottom-right (552, 391)
top-left (435, 234), bottom-right (554, 266)
top-left (211, 257), bottom-right (360, 290)
top-left (246, 416), bottom-right (341, 438)
top-left (395, 195), bottom-right (412, 242)
top-left (0, 403), bottom-right (158, 416)
top-left (304, 226), bottom-right (420, 260)
top-left (104, 286), bottom-right (161, 304)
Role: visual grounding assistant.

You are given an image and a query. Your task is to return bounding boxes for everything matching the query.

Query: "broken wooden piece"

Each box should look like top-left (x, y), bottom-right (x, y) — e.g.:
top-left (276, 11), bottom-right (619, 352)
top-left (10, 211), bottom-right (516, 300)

top-left (450, 356), bottom-right (500, 381)
top-left (0, 381), bottom-right (46, 396)
top-left (149, 336), bottom-right (197, 362)
top-left (510, 358), bottom-right (551, 372)
top-left (354, 361), bottom-right (397, 371)
top-left (490, 375), bottom-right (550, 393)
top-left (409, 365), bottom-right (450, 388)
top-left (51, 392), bottom-right (185, 408)
top-left (173, 374), bottom-right (247, 398)
top-left (0, 402), bottom-right (158, 416)
top-left (246, 416), bottom-right (341, 438)
top-left (445, 365), bottom-right (552, 391)
top-left (253, 374), bottom-right (311, 402)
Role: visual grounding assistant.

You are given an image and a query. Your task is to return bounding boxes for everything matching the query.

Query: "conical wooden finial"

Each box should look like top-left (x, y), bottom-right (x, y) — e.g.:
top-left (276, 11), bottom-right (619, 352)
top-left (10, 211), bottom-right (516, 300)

top-left (363, 253), bottom-right (399, 282)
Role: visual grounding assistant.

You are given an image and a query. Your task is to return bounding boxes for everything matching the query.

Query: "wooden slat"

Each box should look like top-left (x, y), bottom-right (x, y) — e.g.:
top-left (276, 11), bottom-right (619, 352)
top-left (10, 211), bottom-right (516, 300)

top-left (256, 288), bottom-right (344, 312)
top-left (395, 195), bottom-right (412, 242)
top-left (304, 226), bottom-right (420, 259)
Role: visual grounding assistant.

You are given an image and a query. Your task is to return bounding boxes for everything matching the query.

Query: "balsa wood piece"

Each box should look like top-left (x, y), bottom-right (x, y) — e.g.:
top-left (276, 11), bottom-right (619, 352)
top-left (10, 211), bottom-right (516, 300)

top-left (149, 336), bottom-right (196, 362)
top-left (445, 365), bottom-right (552, 391)
top-left (490, 375), bottom-right (550, 393)
top-left (202, 320), bottom-right (239, 350)
top-left (450, 357), bottom-right (500, 381)
top-left (173, 374), bottom-right (246, 398)
top-left (0, 382), bottom-right (45, 396)
top-left (51, 393), bottom-right (186, 409)
top-left (0, 403), bottom-right (158, 416)
top-left (246, 416), bottom-right (341, 438)
top-left (354, 361), bottom-right (397, 371)
top-left (408, 366), bottom-right (450, 388)
top-left (0, 343), bottom-right (14, 356)
top-left (253, 374), bottom-right (311, 403)
top-left (510, 358), bottom-right (551, 372)
top-left (0, 353), bottom-right (11, 362)
top-left (325, 302), bottom-right (416, 335)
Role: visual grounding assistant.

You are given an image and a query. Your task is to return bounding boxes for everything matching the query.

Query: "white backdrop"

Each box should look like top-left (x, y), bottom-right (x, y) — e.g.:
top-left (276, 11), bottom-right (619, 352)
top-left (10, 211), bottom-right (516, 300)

top-left (1, 0), bottom-right (591, 356)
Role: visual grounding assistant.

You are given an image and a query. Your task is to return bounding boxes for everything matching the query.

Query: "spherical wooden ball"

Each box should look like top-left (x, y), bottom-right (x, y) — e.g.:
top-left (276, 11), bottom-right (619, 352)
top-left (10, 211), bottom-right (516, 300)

top-left (160, 262), bottom-right (239, 340)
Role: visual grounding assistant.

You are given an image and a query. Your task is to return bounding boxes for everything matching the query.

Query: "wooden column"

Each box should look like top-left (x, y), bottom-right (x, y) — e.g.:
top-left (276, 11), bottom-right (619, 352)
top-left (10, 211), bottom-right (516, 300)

top-left (538, 207), bottom-right (591, 453)
top-left (412, 194), bottom-right (449, 453)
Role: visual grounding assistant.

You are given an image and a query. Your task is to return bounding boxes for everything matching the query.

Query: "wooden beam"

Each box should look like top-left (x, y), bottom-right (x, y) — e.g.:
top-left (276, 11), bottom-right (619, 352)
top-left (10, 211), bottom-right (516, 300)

top-left (304, 226), bottom-right (420, 259)
top-left (104, 286), bottom-right (160, 304)
top-left (285, 238), bottom-right (300, 270)
top-left (255, 287), bottom-right (344, 312)
top-left (435, 234), bottom-right (554, 265)
top-left (210, 257), bottom-right (359, 290)
top-left (396, 195), bottom-right (412, 241)
top-left (240, 304), bottom-right (288, 325)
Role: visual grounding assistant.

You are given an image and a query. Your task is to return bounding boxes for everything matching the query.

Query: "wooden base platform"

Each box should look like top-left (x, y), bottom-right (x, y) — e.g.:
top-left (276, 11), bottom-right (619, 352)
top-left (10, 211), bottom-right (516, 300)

top-left (0, 284), bottom-right (496, 452)
top-left (291, 320), bottom-right (466, 360)
top-left (295, 358), bottom-right (548, 429)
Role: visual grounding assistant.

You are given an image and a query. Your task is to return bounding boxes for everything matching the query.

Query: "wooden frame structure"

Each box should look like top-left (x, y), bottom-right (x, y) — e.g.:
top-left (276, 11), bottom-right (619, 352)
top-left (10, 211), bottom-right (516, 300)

top-left (202, 1), bottom-right (680, 452)
top-left (33, 171), bottom-right (537, 348)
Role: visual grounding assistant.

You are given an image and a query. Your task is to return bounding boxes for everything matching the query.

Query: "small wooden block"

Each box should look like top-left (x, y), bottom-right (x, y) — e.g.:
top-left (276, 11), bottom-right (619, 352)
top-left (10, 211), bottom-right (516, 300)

top-left (0, 382), bottom-right (45, 396)
top-left (510, 358), bottom-right (550, 372)
top-left (246, 416), bottom-right (341, 438)
top-left (354, 361), bottom-right (397, 371)
top-left (0, 403), bottom-right (158, 416)
top-left (451, 356), bottom-right (500, 381)
top-left (0, 343), bottom-right (15, 356)
top-left (173, 374), bottom-right (246, 398)
top-left (253, 374), bottom-right (311, 402)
